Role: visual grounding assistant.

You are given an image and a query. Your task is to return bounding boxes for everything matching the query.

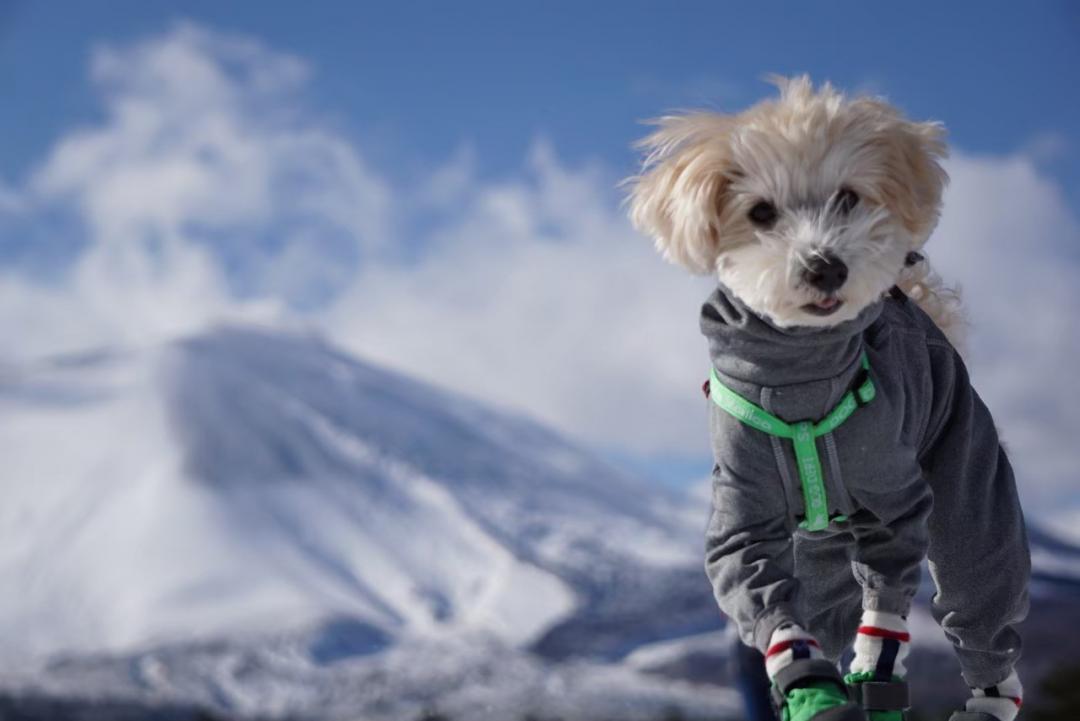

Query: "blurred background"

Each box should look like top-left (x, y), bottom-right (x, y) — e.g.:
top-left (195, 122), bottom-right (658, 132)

top-left (1, 2), bottom-right (1078, 720)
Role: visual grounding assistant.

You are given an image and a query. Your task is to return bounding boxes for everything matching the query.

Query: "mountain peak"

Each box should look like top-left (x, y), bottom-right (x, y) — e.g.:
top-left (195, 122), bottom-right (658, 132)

top-left (0, 323), bottom-right (694, 666)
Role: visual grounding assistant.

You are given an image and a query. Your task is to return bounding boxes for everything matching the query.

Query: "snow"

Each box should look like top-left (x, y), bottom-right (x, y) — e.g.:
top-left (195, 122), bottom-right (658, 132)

top-left (2, 630), bottom-right (742, 721)
top-left (0, 324), bottom-right (694, 668)
top-left (1045, 511), bottom-right (1080, 544)
top-left (623, 628), bottom-right (732, 671)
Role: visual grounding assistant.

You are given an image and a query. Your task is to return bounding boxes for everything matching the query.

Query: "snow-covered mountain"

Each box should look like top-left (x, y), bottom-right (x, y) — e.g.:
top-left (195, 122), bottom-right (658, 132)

top-left (0, 324), bottom-right (703, 668)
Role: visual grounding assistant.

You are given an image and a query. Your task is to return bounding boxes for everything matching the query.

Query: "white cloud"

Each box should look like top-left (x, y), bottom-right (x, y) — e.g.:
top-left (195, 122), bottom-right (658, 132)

top-left (325, 141), bottom-right (715, 454)
top-left (0, 22), bottom-right (1077, 510)
top-left (931, 154), bottom-right (1080, 510)
top-left (1, 22), bottom-right (389, 359)
top-left (1021, 131), bottom-right (1070, 165)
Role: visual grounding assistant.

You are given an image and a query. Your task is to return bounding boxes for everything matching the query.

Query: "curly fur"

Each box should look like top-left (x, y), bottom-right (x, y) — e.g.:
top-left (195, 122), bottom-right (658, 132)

top-left (626, 76), bottom-right (964, 346)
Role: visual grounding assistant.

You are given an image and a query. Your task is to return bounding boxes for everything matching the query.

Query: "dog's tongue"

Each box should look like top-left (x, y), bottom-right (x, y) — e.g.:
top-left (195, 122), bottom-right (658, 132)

top-left (816, 297), bottom-right (839, 309)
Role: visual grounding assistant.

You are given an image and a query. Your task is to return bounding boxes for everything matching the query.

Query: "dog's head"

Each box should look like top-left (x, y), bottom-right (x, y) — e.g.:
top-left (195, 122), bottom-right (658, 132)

top-left (627, 76), bottom-right (948, 328)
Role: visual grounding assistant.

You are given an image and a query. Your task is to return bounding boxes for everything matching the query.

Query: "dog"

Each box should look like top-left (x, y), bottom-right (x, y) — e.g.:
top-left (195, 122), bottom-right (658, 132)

top-left (627, 77), bottom-right (1029, 721)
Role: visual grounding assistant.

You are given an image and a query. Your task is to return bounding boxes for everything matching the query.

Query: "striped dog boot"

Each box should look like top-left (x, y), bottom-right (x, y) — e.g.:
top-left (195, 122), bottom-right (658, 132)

top-left (766, 624), bottom-right (866, 721)
top-left (950, 670), bottom-right (1022, 721)
top-left (844, 611), bottom-right (911, 721)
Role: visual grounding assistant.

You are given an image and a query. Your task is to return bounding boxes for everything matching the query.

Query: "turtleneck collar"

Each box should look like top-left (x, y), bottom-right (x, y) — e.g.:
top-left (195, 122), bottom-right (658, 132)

top-left (699, 283), bottom-right (883, 388)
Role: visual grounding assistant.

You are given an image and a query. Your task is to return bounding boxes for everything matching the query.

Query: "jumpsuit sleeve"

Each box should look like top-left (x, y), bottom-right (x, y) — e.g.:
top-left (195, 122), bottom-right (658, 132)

top-left (919, 342), bottom-right (1030, 688)
top-left (705, 399), bottom-right (804, 653)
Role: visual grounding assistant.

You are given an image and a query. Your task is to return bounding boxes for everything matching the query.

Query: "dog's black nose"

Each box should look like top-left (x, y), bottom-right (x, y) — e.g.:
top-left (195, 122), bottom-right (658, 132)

top-left (804, 254), bottom-right (848, 293)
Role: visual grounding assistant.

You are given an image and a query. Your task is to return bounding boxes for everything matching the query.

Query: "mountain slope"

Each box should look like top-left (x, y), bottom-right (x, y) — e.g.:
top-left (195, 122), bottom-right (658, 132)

top-left (0, 324), bottom-right (697, 668)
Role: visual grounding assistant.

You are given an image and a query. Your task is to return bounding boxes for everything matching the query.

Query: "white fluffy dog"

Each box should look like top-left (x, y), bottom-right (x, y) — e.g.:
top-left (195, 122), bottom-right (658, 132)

top-left (627, 77), bottom-right (1029, 721)
top-left (629, 75), bottom-right (959, 340)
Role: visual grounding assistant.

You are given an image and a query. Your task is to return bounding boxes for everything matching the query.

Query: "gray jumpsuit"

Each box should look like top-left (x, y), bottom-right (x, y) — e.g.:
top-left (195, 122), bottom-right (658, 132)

top-left (701, 285), bottom-right (1029, 688)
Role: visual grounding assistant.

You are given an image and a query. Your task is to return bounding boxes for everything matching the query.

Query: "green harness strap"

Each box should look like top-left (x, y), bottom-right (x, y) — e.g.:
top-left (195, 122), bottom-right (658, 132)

top-left (708, 353), bottom-right (875, 532)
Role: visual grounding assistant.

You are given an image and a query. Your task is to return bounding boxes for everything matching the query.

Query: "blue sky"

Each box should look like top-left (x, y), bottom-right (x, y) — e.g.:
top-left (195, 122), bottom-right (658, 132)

top-left (3, 1), bottom-right (1079, 190)
top-left (1, 2), bottom-right (1078, 518)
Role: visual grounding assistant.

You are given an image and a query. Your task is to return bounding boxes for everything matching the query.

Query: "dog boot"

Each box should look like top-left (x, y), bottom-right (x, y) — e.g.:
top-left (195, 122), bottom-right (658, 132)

top-left (766, 625), bottom-right (866, 721)
top-left (844, 671), bottom-right (908, 721)
top-left (948, 670), bottom-right (1022, 721)
top-left (845, 611), bottom-right (911, 721)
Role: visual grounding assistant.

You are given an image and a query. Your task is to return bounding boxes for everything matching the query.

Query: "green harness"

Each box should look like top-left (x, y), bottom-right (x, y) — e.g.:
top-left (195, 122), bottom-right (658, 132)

top-left (707, 353), bottom-right (875, 532)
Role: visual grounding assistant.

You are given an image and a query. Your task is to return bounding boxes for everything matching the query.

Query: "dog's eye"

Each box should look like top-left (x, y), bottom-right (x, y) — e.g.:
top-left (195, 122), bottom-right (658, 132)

top-left (748, 201), bottom-right (778, 228)
top-left (834, 187), bottom-right (859, 215)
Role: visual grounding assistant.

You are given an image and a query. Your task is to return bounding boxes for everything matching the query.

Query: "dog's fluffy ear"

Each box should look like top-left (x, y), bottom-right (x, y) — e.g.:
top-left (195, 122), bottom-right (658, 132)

top-left (858, 102), bottom-right (950, 248)
top-left (626, 113), bottom-right (736, 274)
top-left (853, 100), bottom-right (958, 342)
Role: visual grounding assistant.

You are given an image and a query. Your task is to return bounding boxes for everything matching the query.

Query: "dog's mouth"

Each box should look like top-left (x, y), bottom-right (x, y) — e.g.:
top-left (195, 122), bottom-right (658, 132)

top-left (802, 296), bottom-right (844, 316)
